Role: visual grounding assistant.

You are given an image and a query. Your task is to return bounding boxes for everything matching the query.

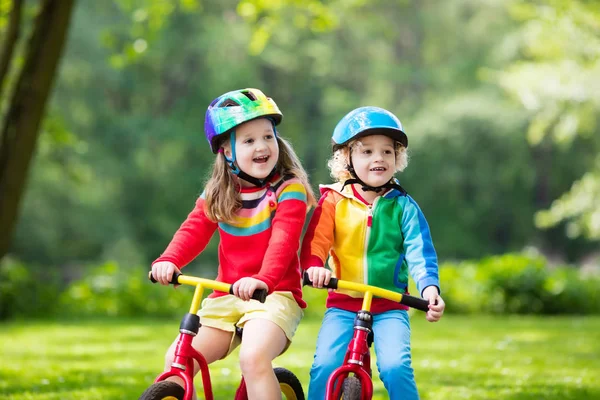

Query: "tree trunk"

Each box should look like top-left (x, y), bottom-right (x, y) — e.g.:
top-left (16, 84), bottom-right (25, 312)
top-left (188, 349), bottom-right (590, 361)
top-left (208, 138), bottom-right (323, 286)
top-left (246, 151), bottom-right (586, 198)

top-left (0, 0), bottom-right (77, 259)
top-left (0, 0), bottom-right (24, 95)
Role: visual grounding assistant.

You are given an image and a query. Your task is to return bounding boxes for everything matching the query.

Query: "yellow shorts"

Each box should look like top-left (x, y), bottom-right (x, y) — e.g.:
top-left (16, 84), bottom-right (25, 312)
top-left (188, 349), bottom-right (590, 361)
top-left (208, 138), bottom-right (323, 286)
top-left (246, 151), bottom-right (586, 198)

top-left (197, 291), bottom-right (303, 357)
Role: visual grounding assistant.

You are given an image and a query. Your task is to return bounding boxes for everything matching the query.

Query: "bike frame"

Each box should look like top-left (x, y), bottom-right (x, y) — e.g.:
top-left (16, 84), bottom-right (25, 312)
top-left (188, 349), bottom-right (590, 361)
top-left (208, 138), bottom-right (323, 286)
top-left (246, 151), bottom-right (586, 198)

top-left (302, 274), bottom-right (429, 400)
top-left (150, 274), bottom-right (261, 400)
top-left (325, 291), bottom-right (375, 400)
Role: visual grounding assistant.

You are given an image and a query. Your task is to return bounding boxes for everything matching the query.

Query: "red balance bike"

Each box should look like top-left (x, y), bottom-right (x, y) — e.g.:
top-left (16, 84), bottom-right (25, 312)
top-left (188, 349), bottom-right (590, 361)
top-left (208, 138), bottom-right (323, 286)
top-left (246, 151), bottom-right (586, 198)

top-left (139, 272), bottom-right (305, 400)
top-left (303, 272), bottom-right (430, 400)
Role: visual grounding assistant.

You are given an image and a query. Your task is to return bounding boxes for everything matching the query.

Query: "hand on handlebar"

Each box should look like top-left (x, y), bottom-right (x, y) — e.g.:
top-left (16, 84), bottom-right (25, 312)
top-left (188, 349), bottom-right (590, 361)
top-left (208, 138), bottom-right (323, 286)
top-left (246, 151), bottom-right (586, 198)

top-left (305, 267), bottom-right (333, 291)
top-left (422, 285), bottom-right (445, 322)
top-left (151, 261), bottom-right (181, 286)
top-left (303, 271), bottom-right (431, 312)
top-left (232, 277), bottom-right (269, 301)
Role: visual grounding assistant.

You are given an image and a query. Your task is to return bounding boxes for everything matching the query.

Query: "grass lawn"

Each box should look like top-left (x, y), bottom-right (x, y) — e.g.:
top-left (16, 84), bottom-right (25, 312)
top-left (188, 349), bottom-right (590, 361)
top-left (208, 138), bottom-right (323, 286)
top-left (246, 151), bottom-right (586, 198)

top-left (1, 315), bottom-right (599, 399)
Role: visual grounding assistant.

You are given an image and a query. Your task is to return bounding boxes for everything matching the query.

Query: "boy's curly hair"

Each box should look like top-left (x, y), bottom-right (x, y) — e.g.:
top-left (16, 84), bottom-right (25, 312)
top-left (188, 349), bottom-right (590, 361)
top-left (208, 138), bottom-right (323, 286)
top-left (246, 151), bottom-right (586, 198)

top-left (327, 138), bottom-right (408, 182)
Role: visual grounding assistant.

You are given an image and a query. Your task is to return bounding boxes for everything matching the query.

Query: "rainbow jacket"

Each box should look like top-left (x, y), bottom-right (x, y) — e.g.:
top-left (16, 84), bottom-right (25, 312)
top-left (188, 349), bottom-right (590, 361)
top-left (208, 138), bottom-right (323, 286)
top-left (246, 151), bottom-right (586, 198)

top-left (300, 181), bottom-right (439, 301)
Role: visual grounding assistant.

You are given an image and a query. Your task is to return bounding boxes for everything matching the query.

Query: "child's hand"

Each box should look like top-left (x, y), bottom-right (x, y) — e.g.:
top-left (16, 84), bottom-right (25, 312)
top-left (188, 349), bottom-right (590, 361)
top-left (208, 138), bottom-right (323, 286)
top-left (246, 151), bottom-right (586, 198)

top-left (232, 277), bottom-right (269, 301)
top-left (422, 285), bottom-right (445, 322)
top-left (151, 262), bottom-right (181, 286)
top-left (306, 267), bottom-right (332, 290)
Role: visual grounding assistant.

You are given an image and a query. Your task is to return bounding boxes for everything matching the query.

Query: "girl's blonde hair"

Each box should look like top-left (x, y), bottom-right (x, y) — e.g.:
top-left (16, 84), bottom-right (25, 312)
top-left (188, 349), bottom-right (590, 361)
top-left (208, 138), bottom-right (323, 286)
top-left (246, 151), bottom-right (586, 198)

top-left (204, 135), bottom-right (316, 223)
top-left (327, 138), bottom-right (409, 182)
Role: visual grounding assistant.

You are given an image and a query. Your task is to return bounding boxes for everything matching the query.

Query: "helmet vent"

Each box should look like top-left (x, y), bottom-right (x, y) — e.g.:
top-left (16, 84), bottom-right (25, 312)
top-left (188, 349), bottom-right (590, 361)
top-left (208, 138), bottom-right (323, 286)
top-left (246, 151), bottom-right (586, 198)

top-left (220, 98), bottom-right (240, 107)
top-left (241, 90), bottom-right (257, 101)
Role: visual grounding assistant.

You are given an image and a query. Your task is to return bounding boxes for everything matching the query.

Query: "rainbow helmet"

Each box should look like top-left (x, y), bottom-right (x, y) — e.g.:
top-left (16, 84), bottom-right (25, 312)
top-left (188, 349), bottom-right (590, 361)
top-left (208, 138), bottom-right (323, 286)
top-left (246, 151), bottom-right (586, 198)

top-left (204, 88), bottom-right (283, 153)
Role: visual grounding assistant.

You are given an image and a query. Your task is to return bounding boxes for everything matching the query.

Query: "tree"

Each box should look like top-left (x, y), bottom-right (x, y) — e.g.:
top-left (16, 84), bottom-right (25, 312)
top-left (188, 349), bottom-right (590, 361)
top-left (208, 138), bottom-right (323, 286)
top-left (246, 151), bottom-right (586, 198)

top-left (0, 0), bottom-right (22, 96)
top-left (0, 0), bottom-right (77, 258)
top-left (0, 0), bottom-right (340, 262)
top-left (496, 0), bottom-right (600, 240)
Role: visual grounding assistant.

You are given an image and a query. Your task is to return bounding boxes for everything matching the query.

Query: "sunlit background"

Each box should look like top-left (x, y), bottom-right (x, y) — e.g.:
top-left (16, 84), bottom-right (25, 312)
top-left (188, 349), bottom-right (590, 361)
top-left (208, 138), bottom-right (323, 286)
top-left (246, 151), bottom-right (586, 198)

top-left (1, 0), bottom-right (599, 399)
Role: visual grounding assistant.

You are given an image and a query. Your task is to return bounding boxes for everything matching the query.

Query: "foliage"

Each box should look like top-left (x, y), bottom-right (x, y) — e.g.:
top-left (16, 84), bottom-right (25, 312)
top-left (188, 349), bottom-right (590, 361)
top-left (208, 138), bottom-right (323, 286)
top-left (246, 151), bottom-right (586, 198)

top-left (497, 0), bottom-right (600, 239)
top-left (536, 165), bottom-right (600, 240)
top-left (58, 261), bottom-right (330, 319)
top-left (0, 257), bottom-right (60, 320)
top-left (59, 261), bottom-right (193, 318)
top-left (1, 316), bottom-right (600, 399)
top-left (2, 252), bottom-right (596, 321)
top-left (441, 252), bottom-right (600, 314)
top-left (6, 0), bottom-right (600, 275)
top-left (236, 0), bottom-right (342, 55)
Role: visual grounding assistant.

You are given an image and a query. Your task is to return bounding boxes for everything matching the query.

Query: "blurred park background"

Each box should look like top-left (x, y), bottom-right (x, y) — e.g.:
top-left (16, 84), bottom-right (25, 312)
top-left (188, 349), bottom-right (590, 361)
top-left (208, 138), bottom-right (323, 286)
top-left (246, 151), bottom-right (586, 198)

top-left (1, 0), bottom-right (599, 399)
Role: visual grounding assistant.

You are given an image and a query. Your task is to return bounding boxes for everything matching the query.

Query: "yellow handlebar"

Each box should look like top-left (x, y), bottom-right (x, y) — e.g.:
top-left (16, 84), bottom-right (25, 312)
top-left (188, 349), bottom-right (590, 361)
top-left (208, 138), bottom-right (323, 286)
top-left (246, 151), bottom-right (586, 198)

top-left (302, 272), bottom-right (429, 312)
top-left (148, 271), bottom-right (268, 314)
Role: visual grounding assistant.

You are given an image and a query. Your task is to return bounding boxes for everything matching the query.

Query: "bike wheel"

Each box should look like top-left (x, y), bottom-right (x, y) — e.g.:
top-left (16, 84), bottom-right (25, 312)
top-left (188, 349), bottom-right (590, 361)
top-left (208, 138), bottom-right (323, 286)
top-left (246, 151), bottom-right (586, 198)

top-left (340, 376), bottom-right (361, 400)
top-left (274, 367), bottom-right (305, 400)
top-left (139, 381), bottom-right (185, 400)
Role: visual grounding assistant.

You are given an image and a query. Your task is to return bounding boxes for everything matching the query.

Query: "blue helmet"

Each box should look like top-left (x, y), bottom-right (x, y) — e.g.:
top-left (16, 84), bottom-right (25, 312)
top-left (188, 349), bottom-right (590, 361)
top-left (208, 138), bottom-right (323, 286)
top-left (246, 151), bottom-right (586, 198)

top-left (332, 106), bottom-right (408, 150)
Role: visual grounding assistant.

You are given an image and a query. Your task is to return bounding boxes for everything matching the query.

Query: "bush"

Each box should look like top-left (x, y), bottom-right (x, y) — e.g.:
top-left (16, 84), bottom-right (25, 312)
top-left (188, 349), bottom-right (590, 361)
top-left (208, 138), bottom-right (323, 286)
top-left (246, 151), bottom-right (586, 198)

top-left (440, 253), bottom-right (600, 314)
top-left (0, 257), bottom-right (61, 320)
top-left (60, 261), bottom-right (191, 318)
top-left (480, 253), bottom-right (548, 313)
top-left (3, 253), bottom-right (599, 320)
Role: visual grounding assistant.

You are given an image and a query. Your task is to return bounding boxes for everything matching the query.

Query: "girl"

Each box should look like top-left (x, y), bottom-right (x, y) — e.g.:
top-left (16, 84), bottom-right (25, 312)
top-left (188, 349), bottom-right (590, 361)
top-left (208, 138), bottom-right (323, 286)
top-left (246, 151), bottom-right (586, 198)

top-left (300, 106), bottom-right (445, 400)
top-left (152, 88), bottom-right (315, 400)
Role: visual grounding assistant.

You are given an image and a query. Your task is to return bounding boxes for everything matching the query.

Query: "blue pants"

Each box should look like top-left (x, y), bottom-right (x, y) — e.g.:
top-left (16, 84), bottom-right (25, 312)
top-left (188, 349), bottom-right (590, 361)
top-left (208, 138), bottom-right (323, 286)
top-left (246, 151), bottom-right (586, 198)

top-left (308, 308), bottom-right (418, 400)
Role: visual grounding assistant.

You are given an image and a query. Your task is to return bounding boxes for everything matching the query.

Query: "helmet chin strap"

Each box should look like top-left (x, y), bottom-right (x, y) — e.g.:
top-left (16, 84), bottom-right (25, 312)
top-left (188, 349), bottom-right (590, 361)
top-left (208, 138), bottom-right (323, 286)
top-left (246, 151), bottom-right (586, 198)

top-left (341, 157), bottom-right (406, 194)
top-left (223, 129), bottom-right (278, 188)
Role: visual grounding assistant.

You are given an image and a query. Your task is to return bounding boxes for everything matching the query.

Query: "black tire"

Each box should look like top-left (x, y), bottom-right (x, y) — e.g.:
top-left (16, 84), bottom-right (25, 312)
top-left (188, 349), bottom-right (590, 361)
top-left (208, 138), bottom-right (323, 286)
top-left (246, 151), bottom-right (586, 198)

top-left (274, 367), bottom-right (305, 400)
top-left (139, 381), bottom-right (185, 400)
top-left (340, 376), bottom-right (361, 400)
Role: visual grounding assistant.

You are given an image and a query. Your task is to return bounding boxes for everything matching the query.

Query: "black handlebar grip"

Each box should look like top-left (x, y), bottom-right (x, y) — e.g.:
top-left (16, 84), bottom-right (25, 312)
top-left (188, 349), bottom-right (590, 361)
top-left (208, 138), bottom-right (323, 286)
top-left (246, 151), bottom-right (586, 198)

top-left (148, 271), bottom-right (182, 285)
top-left (399, 294), bottom-right (430, 312)
top-left (229, 286), bottom-right (268, 303)
top-left (302, 271), bottom-right (339, 290)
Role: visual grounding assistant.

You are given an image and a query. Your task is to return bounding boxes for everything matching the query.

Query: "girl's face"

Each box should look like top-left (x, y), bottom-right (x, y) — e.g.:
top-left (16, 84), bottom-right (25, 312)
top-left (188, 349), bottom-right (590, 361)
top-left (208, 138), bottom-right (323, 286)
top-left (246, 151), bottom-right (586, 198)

top-left (223, 118), bottom-right (279, 187)
top-left (350, 134), bottom-right (396, 188)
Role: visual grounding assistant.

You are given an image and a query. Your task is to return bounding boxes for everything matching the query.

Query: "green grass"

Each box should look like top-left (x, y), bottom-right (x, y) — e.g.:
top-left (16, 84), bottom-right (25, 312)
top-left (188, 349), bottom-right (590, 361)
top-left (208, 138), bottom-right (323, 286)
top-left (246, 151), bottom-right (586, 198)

top-left (1, 315), bottom-right (599, 399)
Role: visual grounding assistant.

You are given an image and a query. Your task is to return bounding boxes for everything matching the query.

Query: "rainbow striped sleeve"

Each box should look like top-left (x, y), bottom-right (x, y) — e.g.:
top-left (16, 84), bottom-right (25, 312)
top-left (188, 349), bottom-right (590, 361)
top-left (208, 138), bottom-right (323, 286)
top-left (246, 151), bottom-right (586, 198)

top-left (277, 180), bottom-right (308, 204)
top-left (300, 190), bottom-right (338, 269)
top-left (401, 195), bottom-right (440, 296)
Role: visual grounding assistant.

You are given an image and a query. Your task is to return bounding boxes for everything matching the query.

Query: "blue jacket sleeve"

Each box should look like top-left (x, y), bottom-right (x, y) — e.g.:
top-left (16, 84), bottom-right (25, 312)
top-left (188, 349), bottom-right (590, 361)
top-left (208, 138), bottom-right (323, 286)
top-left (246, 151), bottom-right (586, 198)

top-left (401, 195), bottom-right (440, 297)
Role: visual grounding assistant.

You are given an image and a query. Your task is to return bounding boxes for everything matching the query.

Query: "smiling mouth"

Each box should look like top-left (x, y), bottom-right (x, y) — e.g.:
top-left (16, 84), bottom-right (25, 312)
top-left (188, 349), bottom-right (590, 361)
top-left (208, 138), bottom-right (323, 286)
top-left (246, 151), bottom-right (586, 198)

top-left (254, 155), bottom-right (269, 163)
top-left (370, 167), bottom-right (386, 171)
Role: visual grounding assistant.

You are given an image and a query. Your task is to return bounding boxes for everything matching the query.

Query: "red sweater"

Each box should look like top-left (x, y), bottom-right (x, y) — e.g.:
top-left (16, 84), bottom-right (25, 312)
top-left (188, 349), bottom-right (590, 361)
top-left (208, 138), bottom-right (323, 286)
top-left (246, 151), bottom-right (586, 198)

top-left (153, 175), bottom-right (309, 308)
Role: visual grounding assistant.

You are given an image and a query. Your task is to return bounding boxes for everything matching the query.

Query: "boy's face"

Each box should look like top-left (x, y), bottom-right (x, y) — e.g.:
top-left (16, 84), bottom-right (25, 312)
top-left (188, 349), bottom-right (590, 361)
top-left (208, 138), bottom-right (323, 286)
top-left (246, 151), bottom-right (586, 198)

top-left (350, 134), bottom-right (396, 187)
top-left (223, 118), bottom-right (279, 186)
